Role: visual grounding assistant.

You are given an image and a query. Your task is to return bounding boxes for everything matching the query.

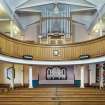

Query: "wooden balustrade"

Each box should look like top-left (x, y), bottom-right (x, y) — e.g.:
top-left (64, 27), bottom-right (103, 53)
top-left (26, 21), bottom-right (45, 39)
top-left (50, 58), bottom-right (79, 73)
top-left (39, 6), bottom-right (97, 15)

top-left (0, 33), bottom-right (105, 61)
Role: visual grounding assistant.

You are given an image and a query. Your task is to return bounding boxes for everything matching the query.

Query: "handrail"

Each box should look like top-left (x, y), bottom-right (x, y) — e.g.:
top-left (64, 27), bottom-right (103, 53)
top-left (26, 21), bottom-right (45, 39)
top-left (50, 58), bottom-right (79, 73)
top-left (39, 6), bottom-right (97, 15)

top-left (0, 32), bottom-right (105, 61)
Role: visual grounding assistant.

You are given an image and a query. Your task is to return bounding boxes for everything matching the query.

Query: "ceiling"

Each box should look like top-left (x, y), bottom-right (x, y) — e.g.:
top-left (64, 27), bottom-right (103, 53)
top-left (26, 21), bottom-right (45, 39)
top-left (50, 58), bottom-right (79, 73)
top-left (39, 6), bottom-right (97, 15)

top-left (0, 0), bottom-right (105, 33)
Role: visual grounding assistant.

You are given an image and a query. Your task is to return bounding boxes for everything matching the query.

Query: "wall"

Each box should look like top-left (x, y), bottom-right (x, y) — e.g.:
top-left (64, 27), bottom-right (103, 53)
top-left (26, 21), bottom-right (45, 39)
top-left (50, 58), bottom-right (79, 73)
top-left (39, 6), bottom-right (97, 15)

top-left (0, 62), bottom-right (96, 86)
top-left (0, 62), bottom-right (23, 85)
top-left (74, 24), bottom-right (89, 42)
top-left (32, 65), bottom-right (75, 80)
top-left (23, 23), bottom-right (90, 42)
top-left (24, 23), bottom-right (40, 42)
top-left (32, 65), bottom-right (90, 84)
top-left (23, 65), bottom-right (29, 84)
top-left (89, 64), bottom-right (96, 85)
top-left (74, 65), bottom-right (89, 84)
top-left (32, 65), bottom-right (75, 84)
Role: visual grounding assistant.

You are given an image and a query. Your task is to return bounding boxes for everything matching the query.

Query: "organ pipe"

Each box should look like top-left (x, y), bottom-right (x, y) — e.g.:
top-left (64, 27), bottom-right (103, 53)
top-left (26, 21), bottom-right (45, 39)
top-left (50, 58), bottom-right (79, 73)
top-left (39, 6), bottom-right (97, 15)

top-left (10, 20), bottom-right (14, 37)
top-left (70, 5), bottom-right (72, 37)
top-left (40, 5), bottom-right (73, 39)
top-left (68, 6), bottom-right (69, 37)
top-left (40, 16), bottom-right (42, 35)
top-left (45, 9), bottom-right (47, 36)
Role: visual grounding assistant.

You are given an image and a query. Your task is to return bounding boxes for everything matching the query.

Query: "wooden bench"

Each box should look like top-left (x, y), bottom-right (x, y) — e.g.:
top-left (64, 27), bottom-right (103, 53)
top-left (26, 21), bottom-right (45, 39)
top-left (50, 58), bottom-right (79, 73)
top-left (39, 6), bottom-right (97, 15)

top-left (0, 87), bottom-right (105, 105)
top-left (0, 84), bottom-right (10, 93)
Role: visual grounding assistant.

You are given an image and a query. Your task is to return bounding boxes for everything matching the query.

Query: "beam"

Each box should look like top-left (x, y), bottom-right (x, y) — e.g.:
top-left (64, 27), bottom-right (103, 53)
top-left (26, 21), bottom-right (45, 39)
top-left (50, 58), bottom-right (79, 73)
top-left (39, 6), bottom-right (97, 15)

top-left (59, 1), bottom-right (95, 8)
top-left (1, 54), bottom-right (105, 65)
top-left (26, 20), bottom-right (40, 27)
top-left (16, 8), bottom-right (41, 13)
top-left (83, 0), bottom-right (96, 7)
top-left (16, 1), bottom-right (53, 9)
top-left (0, 0), bottom-right (13, 18)
top-left (15, 0), bottom-right (29, 9)
top-left (14, 13), bottom-right (25, 30)
top-left (0, 0), bottom-right (25, 31)
top-left (0, 18), bottom-right (10, 21)
top-left (72, 19), bottom-right (86, 25)
top-left (88, 3), bottom-right (105, 32)
top-left (71, 8), bottom-right (96, 13)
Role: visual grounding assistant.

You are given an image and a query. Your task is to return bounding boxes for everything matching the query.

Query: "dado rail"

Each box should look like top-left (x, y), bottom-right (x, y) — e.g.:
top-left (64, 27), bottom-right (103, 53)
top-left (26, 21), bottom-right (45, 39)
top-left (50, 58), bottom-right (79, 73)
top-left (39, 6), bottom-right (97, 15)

top-left (0, 33), bottom-right (104, 61)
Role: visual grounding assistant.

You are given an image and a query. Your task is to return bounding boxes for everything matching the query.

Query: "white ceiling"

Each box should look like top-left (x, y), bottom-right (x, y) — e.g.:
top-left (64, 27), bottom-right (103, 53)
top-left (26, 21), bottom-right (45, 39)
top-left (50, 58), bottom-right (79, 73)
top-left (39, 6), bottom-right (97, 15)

top-left (0, 0), bottom-right (105, 33)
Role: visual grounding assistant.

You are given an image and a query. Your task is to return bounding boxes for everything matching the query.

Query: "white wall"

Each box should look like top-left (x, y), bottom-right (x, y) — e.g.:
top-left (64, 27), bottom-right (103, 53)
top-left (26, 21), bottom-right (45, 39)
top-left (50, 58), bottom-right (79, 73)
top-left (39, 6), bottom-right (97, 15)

top-left (74, 65), bottom-right (81, 80)
top-left (32, 65), bottom-right (90, 84)
top-left (24, 23), bottom-right (40, 42)
top-left (74, 24), bottom-right (89, 42)
top-left (74, 65), bottom-right (89, 83)
top-left (23, 23), bottom-right (90, 42)
top-left (0, 62), bottom-right (23, 85)
top-left (89, 64), bottom-right (96, 84)
top-left (0, 63), bottom-right (96, 85)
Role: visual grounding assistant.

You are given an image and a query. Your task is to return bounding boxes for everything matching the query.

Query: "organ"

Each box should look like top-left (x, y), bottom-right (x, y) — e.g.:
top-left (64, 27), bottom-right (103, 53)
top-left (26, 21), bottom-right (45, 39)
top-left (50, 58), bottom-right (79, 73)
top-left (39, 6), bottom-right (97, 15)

top-left (38, 5), bottom-right (72, 44)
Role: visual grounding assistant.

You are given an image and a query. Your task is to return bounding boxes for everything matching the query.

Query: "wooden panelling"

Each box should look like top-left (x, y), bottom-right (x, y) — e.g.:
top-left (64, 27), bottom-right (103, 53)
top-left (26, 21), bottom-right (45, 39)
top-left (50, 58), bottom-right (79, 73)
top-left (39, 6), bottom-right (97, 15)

top-left (0, 33), bottom-right (105, 61)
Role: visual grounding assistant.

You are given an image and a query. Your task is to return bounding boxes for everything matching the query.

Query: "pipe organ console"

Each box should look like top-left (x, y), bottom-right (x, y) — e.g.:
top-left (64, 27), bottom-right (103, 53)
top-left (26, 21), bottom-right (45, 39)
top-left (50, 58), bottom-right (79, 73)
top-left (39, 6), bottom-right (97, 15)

top-left (46, 66), bottom-right (67, 80)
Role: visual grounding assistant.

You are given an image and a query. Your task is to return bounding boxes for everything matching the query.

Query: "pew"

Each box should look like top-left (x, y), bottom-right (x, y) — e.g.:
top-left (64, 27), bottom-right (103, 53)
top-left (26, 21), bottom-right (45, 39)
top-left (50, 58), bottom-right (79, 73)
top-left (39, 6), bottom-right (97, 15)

top-left (0, 87), bottom-right (105, 105)
top-left (0, 84), bottom-right (10, 93)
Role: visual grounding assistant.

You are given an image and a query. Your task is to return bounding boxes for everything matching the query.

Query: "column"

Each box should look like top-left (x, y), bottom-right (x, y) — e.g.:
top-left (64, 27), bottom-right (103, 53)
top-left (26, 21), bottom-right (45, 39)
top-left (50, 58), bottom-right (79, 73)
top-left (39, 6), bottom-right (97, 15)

top-left (99, 63), bottom-right (104, 89)
top-left (10, 67), bottom-right (15, 90)
top-left (80, 65), bottom-right (85, 88)
top-left (89, 64), bottom-right (96, 86)
top-left (40, 17), bottom-right (42, 35)
top-left (29, 65), bottom-right (33, 88)
top-left (11, 71), bottom-right (14, 90)
top-left (23, 65), bottom-right (29, 87)
top-left (99, 19), bottom-right (103, 37)
top-left (10, 20), bottom-right (14, 37)
top-left (21, 66), bottom-right (24, 87)
top-left (88, 67), bottom-right (91, 86)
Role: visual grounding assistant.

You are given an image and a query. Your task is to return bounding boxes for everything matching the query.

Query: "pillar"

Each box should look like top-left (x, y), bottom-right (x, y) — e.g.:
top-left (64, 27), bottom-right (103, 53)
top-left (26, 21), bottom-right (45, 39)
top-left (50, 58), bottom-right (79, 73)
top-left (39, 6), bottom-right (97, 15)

top-left (29, 65), bottom-right (33, 88)
top-left (99, 63), bottom-right (104, 89)
top-left (99, 19), bottom-right (103, 37)
top-left (80, 65), bottom-right (85, 88)
top-left (21, 66), bottom-right (24, 87)
top-left (10, 20), bottom-right (14, 37)
top-left (10, 68), bottom-right (14, 90)
top-left (11, 73), bottom-right (14, 89)
top-left (23, 65), bottom-right (29, 87)
top-left (89, 64), bottom-right (96, 86)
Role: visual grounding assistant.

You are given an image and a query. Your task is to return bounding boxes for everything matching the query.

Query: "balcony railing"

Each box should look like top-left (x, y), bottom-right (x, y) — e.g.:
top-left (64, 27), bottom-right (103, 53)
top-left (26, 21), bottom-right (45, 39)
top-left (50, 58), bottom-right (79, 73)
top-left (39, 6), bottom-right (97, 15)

top-left (0, 33), bottom-right (105, 61)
